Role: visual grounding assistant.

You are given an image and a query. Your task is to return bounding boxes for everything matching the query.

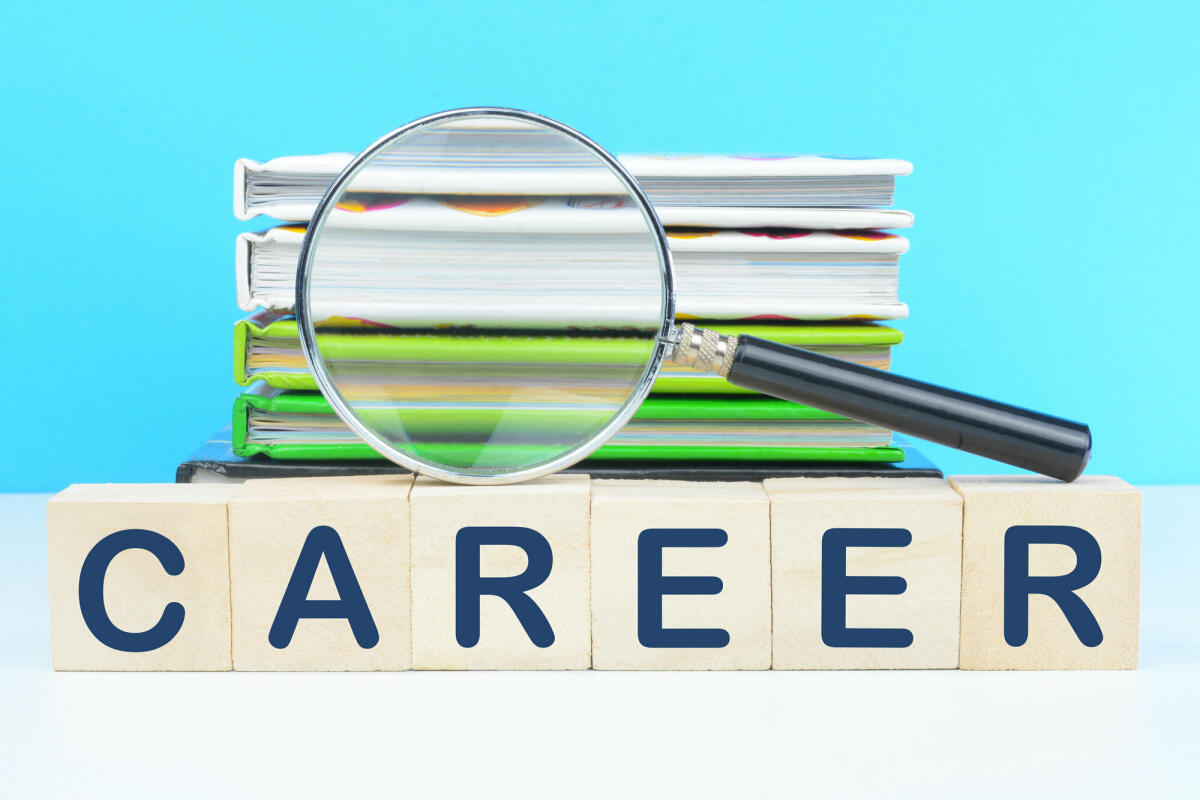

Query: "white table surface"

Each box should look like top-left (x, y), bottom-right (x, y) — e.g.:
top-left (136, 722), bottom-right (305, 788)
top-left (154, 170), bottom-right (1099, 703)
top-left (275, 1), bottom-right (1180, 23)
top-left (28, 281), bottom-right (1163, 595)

top-left (1, 487), bottom-right (1197, 798)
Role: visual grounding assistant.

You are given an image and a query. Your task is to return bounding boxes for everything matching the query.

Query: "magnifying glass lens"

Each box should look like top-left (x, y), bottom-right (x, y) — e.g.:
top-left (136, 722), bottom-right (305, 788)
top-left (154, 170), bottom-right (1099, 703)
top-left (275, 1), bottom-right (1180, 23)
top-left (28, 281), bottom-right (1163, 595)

top-left (300, 112), bottom-right (671, 481)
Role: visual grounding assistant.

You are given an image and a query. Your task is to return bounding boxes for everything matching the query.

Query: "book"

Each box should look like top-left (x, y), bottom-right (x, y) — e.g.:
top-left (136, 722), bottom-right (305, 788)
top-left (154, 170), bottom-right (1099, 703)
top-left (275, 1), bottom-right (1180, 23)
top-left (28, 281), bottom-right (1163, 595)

top-left (180, 427), bottom-right (939, 483)
top-left (235, 153), bottom-right (914, 221)
top-left (237, 219), bottom-right (908, 322)
top-left (234, 311), bottom-right (902, 392)
top-left (226, 136), bottom-right (915, 474)
top-left (232, 385), bottom-right (902, 462)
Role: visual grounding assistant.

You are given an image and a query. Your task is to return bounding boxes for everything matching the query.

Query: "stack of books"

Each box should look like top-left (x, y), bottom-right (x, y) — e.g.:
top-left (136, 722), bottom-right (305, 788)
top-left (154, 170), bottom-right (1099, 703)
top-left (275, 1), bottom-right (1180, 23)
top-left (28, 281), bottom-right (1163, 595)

top-left (179, 149), bottom-right (938, 482)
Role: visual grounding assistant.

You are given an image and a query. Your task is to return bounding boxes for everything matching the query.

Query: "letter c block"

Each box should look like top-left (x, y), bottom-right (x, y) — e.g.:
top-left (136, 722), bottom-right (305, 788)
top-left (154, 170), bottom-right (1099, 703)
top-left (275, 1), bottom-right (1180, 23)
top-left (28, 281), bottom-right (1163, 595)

top-left (47, 484), bottom-right (236, 671)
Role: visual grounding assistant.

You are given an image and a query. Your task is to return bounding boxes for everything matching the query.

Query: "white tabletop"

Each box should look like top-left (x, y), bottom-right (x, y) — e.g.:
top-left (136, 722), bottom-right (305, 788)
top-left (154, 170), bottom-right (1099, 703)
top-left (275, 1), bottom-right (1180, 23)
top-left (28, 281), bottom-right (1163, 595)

top-left (1, 487), bottom-right (1197, 797)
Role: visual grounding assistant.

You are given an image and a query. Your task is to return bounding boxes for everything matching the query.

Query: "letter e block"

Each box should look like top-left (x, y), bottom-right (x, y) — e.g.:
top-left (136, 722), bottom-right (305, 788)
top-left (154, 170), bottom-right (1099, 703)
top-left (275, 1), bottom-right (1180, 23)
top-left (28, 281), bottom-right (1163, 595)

top-left (228, 476), bottom-right (414, 671)
top-left (47, 484), bottom-right (236, 671)
top-left (590, 480), bottom-right (771, 670)
top-left (949, 475), bottom-right (1141, 670)
top-left (409, 475), bottom-right (591, 670)
top-left (764, 478), bottom-right (963, 669)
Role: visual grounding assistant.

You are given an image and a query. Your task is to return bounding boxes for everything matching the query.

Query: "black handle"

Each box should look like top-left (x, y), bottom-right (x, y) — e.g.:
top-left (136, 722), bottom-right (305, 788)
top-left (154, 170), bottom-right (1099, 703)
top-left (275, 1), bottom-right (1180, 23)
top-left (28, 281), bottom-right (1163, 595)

top-left (727, 336), bottom-right (1091, 481)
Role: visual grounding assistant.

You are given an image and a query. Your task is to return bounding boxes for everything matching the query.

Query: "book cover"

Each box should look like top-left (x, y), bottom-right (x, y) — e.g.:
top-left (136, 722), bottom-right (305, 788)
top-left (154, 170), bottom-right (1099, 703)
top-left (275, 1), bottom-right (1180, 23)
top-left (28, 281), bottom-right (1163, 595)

top-left (234, 312), bottom-right (903, 392)
top-left (232, 386), bottom-right (904, 462)
top-left (182, 427), bottom-right (937, 483)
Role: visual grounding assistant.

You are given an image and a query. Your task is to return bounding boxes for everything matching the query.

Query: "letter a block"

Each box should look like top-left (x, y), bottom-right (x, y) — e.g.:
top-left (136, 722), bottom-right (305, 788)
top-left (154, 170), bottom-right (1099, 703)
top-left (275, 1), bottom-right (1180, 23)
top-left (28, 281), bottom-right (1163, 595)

top-left (950, 476), bottom-right (1141, 670)
top-left (764, 478), bottom-right (963, 669)
top-left (47, 484), bottom-right (236, 671)
top-left (228, 476), bottom-right (414, 671)
top-left (409, 475), bottom-right (591, 670)
top-left (590, 480), bottom-right (771, 670)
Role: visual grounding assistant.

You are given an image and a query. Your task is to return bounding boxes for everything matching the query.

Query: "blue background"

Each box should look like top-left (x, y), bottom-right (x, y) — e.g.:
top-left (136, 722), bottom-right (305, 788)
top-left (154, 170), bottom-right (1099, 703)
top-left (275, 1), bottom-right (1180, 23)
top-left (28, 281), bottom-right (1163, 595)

top-left (2, 0), bottom-right (1197, 491)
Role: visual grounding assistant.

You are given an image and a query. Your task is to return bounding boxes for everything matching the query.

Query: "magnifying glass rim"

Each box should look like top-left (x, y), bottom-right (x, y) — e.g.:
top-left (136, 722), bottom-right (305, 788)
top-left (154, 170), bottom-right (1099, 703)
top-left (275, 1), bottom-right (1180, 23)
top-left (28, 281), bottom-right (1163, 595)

top-left (295, 106), bottom-right (677, 485)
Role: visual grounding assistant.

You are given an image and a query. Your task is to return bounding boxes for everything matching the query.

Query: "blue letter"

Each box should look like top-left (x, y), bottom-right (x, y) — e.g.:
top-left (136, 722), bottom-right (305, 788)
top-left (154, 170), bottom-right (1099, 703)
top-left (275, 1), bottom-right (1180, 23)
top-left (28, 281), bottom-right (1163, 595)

top-left (1004, 525), bottom-right (1103, 647)
top-left (269, 525), bottom-right (378, 649)
top-left (821, 528), bottom-right (914, 648)
top-left (456, 526), bottom-right (554, 648)
top-left (78, 529), bottom-right (186, 652)
top-left (637, 529), bottom-right (730, 648)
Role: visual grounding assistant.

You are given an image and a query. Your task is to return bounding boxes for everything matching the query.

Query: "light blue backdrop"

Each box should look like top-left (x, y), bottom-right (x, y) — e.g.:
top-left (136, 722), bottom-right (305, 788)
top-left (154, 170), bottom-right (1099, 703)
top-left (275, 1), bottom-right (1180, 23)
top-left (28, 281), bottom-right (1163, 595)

top-left (2, 0), bottom-right (1196, 491)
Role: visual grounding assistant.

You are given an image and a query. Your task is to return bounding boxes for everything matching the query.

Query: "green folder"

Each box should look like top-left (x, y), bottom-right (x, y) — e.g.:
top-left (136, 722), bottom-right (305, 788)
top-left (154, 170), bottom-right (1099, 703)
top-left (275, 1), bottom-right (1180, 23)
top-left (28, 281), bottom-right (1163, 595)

top-left (234, 313), bottom-right (902, 394)
top-left (233, 386), bottom-right (904, 463)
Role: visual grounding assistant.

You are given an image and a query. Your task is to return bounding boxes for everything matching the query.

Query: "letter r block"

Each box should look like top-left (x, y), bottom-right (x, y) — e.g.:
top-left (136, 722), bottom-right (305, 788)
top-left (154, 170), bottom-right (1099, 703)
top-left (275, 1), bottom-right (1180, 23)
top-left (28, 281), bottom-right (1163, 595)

top-left (409, 475), bottom-right (591, 670)
top-left (949, 476), bottom-right (1141, 670)
top-left (46, 484), bottom-right (236, 671)
top-left (764, 478), bottom-right (963, 669)
top-left (590, 480), bottom-right (771, 670)
top-left (227, 476), bottom-right (414, 671)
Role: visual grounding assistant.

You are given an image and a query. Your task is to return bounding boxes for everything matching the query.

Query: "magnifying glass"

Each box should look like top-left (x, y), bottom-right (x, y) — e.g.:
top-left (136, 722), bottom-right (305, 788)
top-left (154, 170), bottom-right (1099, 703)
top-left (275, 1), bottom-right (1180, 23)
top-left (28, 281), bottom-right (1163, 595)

top-left (296, 107), bottom-right (1090, 485)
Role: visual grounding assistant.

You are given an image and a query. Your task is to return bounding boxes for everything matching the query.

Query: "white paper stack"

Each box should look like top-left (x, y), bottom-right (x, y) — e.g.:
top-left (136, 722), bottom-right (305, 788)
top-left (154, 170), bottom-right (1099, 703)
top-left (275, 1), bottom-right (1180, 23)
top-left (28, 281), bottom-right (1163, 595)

top-left (236, 207), bottom-right (907, 323)
top-left (235, 152), bottom-right (913, 222)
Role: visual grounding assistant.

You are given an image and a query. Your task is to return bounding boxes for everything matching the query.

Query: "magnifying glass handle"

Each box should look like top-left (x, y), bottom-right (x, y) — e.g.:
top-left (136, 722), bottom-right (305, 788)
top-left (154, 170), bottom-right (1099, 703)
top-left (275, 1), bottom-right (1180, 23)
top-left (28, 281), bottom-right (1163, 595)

top-left (690, 332), bottom-right (1091, 481)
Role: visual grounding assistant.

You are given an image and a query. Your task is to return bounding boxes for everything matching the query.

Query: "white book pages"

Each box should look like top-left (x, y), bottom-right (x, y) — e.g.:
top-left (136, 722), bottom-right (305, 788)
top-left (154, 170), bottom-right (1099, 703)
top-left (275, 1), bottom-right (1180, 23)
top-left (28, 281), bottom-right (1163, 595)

top-left (236, 223), bottom-right (908, 323)
top-left (655, 207), bottom-right (913, 229)
top-left (234, 153), bottom-right (913, 221)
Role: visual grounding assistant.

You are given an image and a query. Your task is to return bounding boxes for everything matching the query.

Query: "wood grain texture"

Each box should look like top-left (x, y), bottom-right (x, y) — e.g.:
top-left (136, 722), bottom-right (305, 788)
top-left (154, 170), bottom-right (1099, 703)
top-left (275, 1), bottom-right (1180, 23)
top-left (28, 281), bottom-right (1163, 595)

top-left (950, 475), bottom-right (1141, 670)
top-left (409, 475), bottom-right (592, 670)
top-left (47, 484), bottom-right (236, 671)
top-left (590, 480), bottom-right (771, 670)
top-left (228, 475), bottom-right (414, 671)
top-left (764, 477), bottom-right (962, 669)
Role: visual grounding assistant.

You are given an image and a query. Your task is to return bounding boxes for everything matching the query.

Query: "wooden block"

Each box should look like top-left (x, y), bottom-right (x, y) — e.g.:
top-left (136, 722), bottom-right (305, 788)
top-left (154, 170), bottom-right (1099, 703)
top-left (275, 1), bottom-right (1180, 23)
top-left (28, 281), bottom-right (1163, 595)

top-left (590, 480), bottom-right (771, 670)
top-left (950, 475), bottom-right (1141, 670)
top-left (47, 484), bottom-right (236, 671)
top-left (227, 475), bottom-right (414, 671)
top-left (409, 474), bottom-right (591, 670)
top-left (764, 477), bottom-right (963, 669)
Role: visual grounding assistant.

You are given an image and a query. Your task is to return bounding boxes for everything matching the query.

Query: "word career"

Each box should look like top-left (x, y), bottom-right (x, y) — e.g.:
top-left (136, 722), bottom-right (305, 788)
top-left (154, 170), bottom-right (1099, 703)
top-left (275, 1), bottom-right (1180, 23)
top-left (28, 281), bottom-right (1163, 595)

top-left (46, 475), bottom-right (1140, 671)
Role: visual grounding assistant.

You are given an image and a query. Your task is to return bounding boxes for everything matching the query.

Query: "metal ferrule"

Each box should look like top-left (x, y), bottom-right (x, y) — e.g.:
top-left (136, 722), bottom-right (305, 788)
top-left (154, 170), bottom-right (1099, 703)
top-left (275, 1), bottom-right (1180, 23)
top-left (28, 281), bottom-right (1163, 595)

top-left (670, 323), bottom-right (739, 378)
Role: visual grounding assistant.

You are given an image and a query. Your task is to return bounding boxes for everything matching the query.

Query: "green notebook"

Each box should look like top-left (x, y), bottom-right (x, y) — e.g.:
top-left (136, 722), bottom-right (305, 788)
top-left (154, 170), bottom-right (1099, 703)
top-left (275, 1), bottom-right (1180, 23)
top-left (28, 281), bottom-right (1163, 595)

top-left (234, 312), bottom-right (902, 393)
top-left (233, 385), bottom-right (904, 463)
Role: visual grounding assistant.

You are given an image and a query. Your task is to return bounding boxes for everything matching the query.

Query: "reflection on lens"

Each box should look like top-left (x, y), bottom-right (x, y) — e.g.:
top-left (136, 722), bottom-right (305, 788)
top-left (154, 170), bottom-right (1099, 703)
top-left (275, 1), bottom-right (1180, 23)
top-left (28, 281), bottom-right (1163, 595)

top-left (301, 112), bottom-right (669, 479)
